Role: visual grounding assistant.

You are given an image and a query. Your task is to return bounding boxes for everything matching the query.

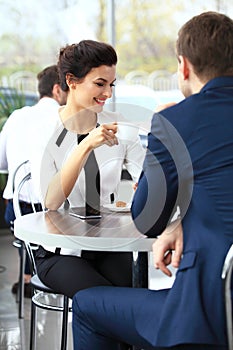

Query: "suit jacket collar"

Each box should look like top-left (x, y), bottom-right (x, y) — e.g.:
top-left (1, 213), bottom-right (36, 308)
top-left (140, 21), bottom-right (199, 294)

top-left (201, 75), bottom-right (233, 93)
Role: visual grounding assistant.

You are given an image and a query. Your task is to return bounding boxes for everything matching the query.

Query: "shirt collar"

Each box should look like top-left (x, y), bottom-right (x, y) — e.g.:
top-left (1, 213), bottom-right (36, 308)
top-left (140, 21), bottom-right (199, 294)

top-left (37, 97), bottom-right (60, 107)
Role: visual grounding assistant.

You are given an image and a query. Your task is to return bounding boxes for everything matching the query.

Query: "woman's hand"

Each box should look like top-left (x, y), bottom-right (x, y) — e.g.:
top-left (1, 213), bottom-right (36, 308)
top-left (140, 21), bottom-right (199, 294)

top-left (86, 123), bottom-right (118, 149)
top-left (152, 219), bottom-right (183, 276)
top-left (45, 123), bottom-right (118, 210)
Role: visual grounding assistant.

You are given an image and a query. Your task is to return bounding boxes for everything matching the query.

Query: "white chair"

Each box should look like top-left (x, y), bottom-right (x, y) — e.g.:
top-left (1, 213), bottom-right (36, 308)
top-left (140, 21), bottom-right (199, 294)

top-left (222, 244), bottom-right (233, 350)
top-left (13, 172), bottom-right (71, 350)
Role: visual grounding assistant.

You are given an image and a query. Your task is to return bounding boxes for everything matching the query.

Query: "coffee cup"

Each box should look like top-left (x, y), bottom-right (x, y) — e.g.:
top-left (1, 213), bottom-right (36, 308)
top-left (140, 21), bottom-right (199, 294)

top-left (116, 122), bottom-right (139, 144)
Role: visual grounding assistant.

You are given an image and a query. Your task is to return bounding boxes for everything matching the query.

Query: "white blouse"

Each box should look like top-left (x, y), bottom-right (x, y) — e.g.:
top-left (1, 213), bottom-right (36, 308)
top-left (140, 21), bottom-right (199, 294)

top-left (30, 110), bottom-right (145, 255)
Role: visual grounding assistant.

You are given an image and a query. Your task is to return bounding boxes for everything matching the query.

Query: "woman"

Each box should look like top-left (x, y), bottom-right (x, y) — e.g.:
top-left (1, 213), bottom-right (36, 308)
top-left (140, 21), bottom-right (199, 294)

top-left (30, 40), bottom-right (145, 298)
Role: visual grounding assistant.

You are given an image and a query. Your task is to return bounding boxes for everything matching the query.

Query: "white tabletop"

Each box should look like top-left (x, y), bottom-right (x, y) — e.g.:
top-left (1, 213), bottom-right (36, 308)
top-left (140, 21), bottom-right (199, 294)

top-left (14, 207), bottom-right (154, 253)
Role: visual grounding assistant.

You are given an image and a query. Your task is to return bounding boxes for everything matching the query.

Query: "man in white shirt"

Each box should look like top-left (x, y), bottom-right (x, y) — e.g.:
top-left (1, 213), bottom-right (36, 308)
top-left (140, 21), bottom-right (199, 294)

top-left (0, 65), bottom-right (67, 297)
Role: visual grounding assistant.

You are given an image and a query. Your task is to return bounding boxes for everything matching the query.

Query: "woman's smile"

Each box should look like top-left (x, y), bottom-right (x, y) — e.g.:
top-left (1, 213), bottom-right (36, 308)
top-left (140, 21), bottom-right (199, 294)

top-left (94, 97), bottom-right (107, 106)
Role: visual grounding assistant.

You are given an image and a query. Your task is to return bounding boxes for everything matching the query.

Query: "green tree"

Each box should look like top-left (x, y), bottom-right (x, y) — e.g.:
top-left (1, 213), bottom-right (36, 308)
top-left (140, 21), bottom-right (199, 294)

top-left (0, 0), bottom-right (232, 80)
top-left (94, 0), bottom-right (232, 77)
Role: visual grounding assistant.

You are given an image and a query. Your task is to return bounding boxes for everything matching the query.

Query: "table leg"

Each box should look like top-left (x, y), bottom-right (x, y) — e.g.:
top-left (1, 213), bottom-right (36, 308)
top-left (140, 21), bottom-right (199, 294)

top-left (131, 252), bottom-right (148, 350)
top-left (18, 242), bottom-right (26, 318)
top-left (132, 251), bottom-right (149, 288)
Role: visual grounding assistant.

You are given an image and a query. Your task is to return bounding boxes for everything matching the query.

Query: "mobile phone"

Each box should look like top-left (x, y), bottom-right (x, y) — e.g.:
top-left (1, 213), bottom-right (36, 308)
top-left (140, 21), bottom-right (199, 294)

top-left (69, 207), bottom-right (102, 220)
top-left (69, 213), bottom-right (102, 220)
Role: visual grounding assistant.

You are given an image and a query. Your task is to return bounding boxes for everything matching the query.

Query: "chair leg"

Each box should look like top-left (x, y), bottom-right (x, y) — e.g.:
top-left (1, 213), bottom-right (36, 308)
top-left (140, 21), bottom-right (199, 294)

top-left (30, 299), bottom-right (37, 350)
top-left (224, 264), bottom-right (233, 350)
top-left (18, 243), bottom-right (26, 318)
top-left (61, 295), bottom-right (69, 350)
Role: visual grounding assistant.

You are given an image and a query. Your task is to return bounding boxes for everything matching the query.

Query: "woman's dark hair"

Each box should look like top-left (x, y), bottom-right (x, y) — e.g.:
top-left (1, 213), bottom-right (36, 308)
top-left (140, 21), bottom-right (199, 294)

top-left (176, 11), bottom-right (233, 80)
top-left (58, 40), bottom-right (117, 91)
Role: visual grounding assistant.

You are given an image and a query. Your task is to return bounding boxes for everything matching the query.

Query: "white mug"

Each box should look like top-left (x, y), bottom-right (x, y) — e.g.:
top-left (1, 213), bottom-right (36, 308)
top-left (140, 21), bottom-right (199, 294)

top-left (116, 122), bottom-right (139, 144)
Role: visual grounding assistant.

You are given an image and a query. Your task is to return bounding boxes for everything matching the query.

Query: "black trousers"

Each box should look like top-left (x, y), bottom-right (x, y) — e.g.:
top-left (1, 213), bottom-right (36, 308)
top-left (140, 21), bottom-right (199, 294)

top-left (35, 246), bottom-right (133, 298)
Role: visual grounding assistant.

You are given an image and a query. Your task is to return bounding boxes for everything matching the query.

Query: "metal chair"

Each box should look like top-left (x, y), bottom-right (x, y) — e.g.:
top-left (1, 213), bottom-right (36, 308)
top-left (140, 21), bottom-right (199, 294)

top-left (13, 172), bottom-right (71, 350)
top-left (222, 244), bottom-right (233, 350)
top-left (11, 160), bottom-right (37, 318)
top-left (11, 160), bottom-right (42, 318)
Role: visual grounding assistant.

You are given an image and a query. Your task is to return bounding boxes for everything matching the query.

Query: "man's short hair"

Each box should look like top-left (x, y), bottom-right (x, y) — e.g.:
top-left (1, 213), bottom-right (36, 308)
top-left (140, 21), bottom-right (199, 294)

top-left (176, 11), bottom-right (233, 80)
top-left (37, 65), bottom-right (60, 98)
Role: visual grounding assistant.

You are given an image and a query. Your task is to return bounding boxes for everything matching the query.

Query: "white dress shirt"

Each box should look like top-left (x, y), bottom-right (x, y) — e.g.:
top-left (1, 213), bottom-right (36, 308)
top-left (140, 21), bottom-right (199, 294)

top-left (0, 97), bottom-right (61, 202)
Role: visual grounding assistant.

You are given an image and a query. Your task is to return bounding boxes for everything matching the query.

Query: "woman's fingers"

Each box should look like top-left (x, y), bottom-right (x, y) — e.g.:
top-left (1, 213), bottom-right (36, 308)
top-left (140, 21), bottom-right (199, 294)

top-left (101, 124), bottom-right (118, 146)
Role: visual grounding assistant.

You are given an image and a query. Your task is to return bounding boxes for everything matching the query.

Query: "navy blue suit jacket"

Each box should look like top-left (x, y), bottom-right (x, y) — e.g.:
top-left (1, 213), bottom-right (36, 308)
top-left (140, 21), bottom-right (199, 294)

top-left (131, 76), bottom-right (233, 347)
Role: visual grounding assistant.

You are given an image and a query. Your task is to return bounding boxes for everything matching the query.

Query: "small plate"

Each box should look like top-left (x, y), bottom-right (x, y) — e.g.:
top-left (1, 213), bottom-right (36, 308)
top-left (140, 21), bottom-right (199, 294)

top-left (103, 203), bottom-right (131, 212)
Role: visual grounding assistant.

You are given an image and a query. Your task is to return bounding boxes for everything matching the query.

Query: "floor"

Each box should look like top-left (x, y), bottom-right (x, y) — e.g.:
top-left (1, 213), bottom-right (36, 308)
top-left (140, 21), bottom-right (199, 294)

top-left (0, 227), bottom-right (175, 350)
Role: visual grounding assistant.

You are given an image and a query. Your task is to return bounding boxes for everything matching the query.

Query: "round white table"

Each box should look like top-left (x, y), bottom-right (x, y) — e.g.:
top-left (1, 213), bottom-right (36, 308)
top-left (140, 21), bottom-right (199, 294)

top-left (14, 207), bottom-right (154, 288)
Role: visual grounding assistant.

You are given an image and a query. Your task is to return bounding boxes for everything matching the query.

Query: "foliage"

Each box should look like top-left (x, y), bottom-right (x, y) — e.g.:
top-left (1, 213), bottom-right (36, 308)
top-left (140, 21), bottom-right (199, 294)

top-left (95, 0), bottom-right (230, 78)
top-left (0, 64), bottom-right (41, 79)
top-left (0, 0), bottom-right (231, 80)
top-left (0, 174), bottom-right (7, 193)
top-left (0, 88), bottom-right (26, 131)
top-left (113, 0), bottom-right (182, 78)
top-left (92, 0), bottom-right (185, 78)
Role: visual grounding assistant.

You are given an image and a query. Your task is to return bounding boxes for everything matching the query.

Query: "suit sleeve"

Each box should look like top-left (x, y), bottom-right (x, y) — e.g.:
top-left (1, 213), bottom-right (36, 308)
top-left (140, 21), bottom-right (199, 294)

top-left (131, 112), bottom-right (192, 237)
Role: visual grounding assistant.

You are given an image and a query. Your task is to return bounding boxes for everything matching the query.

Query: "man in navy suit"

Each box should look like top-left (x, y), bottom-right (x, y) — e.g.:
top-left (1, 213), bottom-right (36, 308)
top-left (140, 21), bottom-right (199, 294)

top-left (72, 12), bottom-right (233, 350)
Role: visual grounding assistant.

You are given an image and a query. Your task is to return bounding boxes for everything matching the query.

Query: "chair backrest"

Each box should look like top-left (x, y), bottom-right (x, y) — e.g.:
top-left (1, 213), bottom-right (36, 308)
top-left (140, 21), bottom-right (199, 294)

top-left (13, 171), bottom-right (42, 276)
top-left (12, 159), bottom-right (41, 217)
top-left (12, 160), bottom-right (30, 193)
top-left (12, 160), bottom-right (41, 206)
top-left (222, 244), bottom-right (233, 350)
top-left (13, 171), bottom-right (32, 218)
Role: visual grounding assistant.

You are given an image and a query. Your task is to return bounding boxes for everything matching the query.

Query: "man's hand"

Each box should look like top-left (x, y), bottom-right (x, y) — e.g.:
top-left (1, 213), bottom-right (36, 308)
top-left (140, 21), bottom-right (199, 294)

top-left (155, 102), bottom-right (177, 112)
top-left (152, 219), bottom-right (183, 276)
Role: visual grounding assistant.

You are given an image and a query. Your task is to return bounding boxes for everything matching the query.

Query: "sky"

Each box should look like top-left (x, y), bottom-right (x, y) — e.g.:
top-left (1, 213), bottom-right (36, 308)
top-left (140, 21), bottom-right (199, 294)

top-left (58, 2), bottom-right (98, 43)
top-left (0, 0), bottom-right (98, 41)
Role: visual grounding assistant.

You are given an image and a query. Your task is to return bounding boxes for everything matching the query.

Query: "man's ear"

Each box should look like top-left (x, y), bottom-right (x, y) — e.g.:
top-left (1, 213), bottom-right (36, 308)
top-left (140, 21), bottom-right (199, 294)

top-left (52, 83), bottom-right (61, 99)
top-left (178, 55), bottom-right (190, 80)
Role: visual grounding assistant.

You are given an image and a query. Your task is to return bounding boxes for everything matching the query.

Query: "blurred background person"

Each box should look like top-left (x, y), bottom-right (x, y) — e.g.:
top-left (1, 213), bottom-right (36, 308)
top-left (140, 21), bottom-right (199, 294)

top-left (0, 64), bottom-right (67, 297)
